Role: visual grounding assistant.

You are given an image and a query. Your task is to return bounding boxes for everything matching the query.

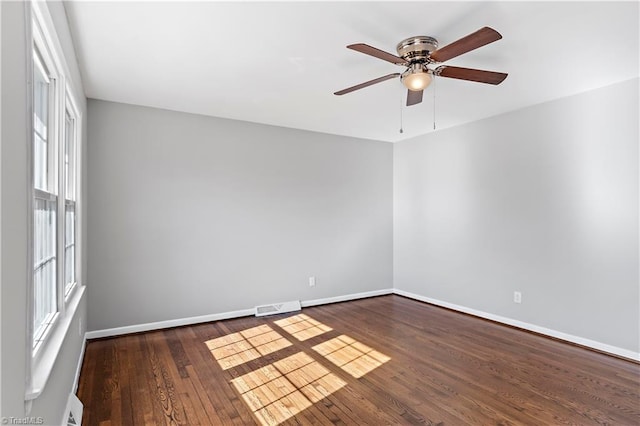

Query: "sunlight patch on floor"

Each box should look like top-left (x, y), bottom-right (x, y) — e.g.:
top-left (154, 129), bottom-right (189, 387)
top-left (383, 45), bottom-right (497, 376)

top-left (274, 314), bottom-right (333, 341)
top-left (206, 314), bottom-right (390, 425)
top-left (312, 334), bottom-right (390, 378)
top-left (205, 325), bottom-right (292, 370)
top-left (231, 352), bottom-right (346, 426)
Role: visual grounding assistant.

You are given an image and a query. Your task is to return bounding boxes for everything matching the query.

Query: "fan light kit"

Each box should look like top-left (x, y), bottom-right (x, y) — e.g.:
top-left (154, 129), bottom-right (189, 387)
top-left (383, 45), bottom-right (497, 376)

top-left (402, 64), bottom-right (432, 91)
top-left (334, 27), bottom-right (508, 107)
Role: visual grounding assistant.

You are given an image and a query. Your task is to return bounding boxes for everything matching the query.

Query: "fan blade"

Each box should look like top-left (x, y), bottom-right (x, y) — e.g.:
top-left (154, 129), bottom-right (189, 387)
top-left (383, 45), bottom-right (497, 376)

top-left (435, 66), bottom-right (508, 85)
top-left (406, 89), bottom-right (423, 106)
top-left (430, 27), bottom-right (502, 63)
top-left (334, 73), bottom-right (401, 96)
top-left (347, 43), bottom-right (408, 65)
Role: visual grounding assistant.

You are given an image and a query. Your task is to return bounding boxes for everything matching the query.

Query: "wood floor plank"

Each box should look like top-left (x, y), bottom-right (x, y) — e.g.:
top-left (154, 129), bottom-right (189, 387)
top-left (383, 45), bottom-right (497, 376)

top-left (78, 295), bottom-right (640, 425)
top-left (93, 340), bottom-right (113, 424)
top-left (116, 336), bottom-right (135, 426)
top-left (77, 339), bottom-right (98, 423)
top-left (176, 327), bottom-right (233, 423)
top-left (145, 332), bottom-right (186, 425)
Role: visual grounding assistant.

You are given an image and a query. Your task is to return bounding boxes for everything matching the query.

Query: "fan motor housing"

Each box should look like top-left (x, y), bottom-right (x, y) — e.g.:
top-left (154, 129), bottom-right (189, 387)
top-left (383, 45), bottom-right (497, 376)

top-left (396, 36), bottom-right (438, 62)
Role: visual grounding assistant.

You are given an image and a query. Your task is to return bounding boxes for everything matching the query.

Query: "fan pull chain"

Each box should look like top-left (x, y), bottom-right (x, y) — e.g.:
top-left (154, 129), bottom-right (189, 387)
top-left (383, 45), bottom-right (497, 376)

top-left (399, 88), bottom-right (404, 134)
top-left (433, 75), bottom-right (437, 130)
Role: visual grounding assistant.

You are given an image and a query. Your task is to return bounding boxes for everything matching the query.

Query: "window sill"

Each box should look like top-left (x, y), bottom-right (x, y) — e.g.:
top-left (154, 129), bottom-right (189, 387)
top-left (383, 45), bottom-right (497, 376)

top-left (25, 285), bottom-right (86, 401)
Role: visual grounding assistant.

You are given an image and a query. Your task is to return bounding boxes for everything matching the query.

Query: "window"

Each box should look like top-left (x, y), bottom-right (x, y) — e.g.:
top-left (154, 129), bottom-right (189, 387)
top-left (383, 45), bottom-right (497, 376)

top-left (30, 2), bottom-right (81, 353)
top-left (27, 0), bottom-right (84, 401)
top-left (32, 44), bottom-right (59, 350)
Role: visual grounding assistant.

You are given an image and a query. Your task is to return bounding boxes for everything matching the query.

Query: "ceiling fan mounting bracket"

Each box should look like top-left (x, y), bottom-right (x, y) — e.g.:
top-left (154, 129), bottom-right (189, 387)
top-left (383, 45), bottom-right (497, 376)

top-left (396, 36), bottom-right (439, 62)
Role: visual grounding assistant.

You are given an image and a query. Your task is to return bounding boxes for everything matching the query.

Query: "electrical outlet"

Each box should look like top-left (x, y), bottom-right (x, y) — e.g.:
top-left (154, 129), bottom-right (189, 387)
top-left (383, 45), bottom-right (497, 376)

top-left (309, 276), bottom-right (316, 287)
top-left (514, 291), bottom-right (522, 304)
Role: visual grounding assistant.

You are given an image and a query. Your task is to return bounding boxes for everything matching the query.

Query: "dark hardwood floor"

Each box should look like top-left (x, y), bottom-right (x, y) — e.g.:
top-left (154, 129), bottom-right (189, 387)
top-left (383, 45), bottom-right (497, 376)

top-left (77, 295), bottom-right (640, 425)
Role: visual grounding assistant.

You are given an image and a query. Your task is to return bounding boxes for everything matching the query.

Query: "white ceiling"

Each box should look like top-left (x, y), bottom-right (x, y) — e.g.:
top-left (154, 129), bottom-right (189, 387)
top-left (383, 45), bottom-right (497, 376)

top-left (64, 1), bottom-right (639, 143)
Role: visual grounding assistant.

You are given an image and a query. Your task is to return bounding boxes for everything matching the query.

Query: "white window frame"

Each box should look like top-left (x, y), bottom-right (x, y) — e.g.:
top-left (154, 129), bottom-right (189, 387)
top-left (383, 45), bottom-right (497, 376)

top-left (31, 28), bottom-right (60, 355)
top-left (26, 0), bottom-right (85, 402)
top-left (31, 0), bottom-right (61, 355)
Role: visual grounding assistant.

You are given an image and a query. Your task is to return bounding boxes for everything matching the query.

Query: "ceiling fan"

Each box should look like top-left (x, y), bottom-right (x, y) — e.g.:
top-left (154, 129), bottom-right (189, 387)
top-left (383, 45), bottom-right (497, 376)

top-left (334, 27), bottom-right (508, 106)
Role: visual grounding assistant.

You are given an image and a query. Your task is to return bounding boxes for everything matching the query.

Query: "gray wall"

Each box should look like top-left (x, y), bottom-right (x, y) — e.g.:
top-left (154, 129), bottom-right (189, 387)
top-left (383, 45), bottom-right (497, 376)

top-left (87, 100), bottom-right (393, 331)
top-left (1, 1), bottom-right (88, 423)
top-left (0, 0), bottom-right (3, 414)
top-left (394, 78), bottom-right (639, 352)
top-left (1, 2), bottom-right (28, 418)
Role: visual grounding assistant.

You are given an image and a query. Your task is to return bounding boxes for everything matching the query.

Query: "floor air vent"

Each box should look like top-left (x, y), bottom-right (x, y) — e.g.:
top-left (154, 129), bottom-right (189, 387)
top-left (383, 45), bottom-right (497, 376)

top-left (255, 300), bottom-right (301, 317)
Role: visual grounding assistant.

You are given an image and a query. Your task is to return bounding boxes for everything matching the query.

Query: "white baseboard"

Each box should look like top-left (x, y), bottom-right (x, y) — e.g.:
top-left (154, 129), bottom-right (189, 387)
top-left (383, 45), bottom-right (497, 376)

top-left (71, 333), bottom-right (87, 394)
top-left (393, 288), bottom-right (640, 362)
top-left (85, 308), bottom-right (255, 339)
top-left (85, 288), bottom-right (393, 340)
top-left (301, 288), bottom-right (393, 308)
top-left (84, 287), bottom-right (637, 361)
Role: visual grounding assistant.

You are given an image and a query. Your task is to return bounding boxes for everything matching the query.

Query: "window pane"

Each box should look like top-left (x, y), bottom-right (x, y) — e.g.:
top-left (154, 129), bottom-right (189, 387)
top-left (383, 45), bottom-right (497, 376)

top-left (33, 196), bottom-right (57, 346)
top-left (64, 112), bottom-right (75, 200)
top-left (33, 53), bottom-right (49, 192)
top-left (64, 202), bottom-right (76, 295)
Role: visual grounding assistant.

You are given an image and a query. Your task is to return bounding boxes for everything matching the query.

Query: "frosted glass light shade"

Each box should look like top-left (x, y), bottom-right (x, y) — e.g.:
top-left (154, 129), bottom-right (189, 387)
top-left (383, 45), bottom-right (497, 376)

top-left (403, 72), bottom-right (432, 91)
